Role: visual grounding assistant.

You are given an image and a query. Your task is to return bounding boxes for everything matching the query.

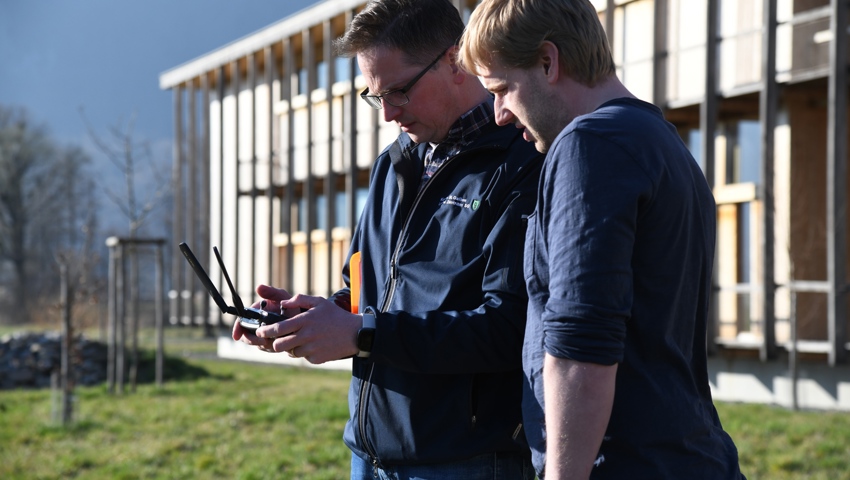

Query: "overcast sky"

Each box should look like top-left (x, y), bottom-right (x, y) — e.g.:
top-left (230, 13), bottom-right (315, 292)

top-left (0, 0), bottom-right (318, 239)
top-left (0, 0), bottom-right (316, 147)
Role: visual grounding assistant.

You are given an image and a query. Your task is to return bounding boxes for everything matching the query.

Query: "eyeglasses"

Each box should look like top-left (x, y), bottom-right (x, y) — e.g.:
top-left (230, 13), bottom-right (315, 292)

top-left (360, 46), bottom-right (451, 109)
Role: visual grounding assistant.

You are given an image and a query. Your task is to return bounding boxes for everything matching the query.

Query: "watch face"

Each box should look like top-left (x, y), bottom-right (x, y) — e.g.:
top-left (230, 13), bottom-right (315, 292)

top-left (357, 327), bottom-right (375, 352)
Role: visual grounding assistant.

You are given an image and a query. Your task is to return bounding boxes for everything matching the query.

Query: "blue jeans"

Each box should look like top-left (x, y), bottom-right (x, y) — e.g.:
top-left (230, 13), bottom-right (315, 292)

top-left (350, 451), bottom-right (536, 480)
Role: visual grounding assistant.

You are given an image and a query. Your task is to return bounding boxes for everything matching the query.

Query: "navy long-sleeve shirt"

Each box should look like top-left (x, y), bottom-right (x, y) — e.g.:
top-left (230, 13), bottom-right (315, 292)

top-left (522, 97), bottom-right (745, 479)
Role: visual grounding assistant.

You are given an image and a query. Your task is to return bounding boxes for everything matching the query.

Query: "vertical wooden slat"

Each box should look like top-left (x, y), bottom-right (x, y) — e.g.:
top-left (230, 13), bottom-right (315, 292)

top-left (155, 243), bottom-right (164, 387)
top-left (186, 81), bottom-right (196, 325)
top-left (702, 0), bottom-right (720, 353)
top-left (232, 59), bottom-right (241, 296)
top-left (116, 243), bottom-right (125, 392)
top-left (452, 0), bottom-right (465, 20)
top-left (217, 64), bottom-right (226, 325)
top-left (170, 85), bottom-right (183, 326)
top-left (346, 9), bottom-right (359, 243)
top-left (200, 73), bottom-right (211, 332)
top-left (324, 19), bottom-right (336, 297)
top-left (249, 52), bottom-right (258, 295)
top-left (265, 46), bottom-right (276, 285)
top-left (284, 38), bottom-right (296, 290)
top-left (605, 0), bottom-right (615, 53)
top-left (106, 240), bottom-right (117, 392)
top-left (827, 0), bottom-right (848, 365)
top-left (760, 0), bottom-right (778, 361)
top-left (304, 28), bottom-right (316, 295)
top-left (652, 0), bottom-right (667, 107)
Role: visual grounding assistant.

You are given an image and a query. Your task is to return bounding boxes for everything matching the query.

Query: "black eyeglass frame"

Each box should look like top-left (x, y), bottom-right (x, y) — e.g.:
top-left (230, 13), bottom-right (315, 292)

top-left (359, 45), bottom-right (452, 109)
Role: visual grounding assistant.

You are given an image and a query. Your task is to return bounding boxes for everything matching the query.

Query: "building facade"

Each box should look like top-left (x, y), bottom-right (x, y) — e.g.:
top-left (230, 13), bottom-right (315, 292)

top-left (160, 0), bottom-right (850, 409)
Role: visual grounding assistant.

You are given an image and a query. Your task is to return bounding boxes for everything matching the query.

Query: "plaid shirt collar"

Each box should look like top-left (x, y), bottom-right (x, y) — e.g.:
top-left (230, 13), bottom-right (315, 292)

top-left (441, 97), bottom-right (494, 148)
top-left (420, 98), bottom-right (495, 187)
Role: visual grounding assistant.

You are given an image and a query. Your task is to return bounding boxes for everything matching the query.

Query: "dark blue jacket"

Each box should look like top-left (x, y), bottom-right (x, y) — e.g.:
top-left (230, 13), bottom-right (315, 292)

top-left (335, 120), bottom-right (543, 466)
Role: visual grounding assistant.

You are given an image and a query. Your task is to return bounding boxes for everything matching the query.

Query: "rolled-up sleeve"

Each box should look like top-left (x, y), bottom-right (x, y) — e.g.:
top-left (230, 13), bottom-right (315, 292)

top-left (541, 130), bottom-right (650, 366)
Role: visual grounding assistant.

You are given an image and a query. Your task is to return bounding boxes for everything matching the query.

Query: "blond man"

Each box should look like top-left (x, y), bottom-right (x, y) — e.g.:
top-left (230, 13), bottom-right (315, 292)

top-left (460, 1), bottom-right (745, 479)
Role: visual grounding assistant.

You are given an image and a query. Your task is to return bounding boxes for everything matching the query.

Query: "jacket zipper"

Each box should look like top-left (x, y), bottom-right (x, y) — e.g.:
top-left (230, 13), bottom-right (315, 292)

top-left (385, 144), bottom-right (496, 298)
top-left (357, 363), bottom-right (378, 467)
top-left (357, 143), bottom-right (501, 467)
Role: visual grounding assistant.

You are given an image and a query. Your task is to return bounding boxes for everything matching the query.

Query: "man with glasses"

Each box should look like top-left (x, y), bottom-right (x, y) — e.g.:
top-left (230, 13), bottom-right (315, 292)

top-left (233, 0), bottom-right (542, 478)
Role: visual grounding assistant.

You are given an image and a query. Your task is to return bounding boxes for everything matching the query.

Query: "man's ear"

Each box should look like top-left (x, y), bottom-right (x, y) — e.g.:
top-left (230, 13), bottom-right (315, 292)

top-left (448, 46), bottom-right (465, 83)
top-left (539, 41), bottom-right (560, 84)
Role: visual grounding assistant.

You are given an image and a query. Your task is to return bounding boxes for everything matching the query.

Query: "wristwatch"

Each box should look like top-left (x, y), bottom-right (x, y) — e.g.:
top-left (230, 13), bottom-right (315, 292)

top-left (357, 306), bottom-right (377, 358)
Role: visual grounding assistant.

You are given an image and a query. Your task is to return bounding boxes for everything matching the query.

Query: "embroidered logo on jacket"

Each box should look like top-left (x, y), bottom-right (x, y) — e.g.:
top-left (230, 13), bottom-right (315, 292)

top-left (440, 195), bottom-right (481, 211)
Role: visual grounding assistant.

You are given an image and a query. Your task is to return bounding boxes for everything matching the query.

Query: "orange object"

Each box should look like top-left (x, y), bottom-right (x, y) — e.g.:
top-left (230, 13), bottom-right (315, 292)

top-left (350, 251), bottom-right (361, 313)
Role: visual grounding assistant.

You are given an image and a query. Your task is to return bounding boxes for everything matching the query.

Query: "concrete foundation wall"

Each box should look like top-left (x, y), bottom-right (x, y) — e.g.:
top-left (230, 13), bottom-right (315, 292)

top-left (219, 336), bottom-right (850, 411)
top-left (708, 355), bottom-right (850, 411)
top-left (217, 335), bottom-right (351, 372)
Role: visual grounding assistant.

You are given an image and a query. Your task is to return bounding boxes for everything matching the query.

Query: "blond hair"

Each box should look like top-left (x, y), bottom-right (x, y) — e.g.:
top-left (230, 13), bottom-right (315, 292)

top-left (459, 0), bottom-right (615, 87)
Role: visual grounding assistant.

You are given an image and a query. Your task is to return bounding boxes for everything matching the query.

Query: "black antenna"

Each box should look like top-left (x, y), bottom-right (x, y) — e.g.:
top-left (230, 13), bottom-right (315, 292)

top-left (180, 242), bottom-right (278, 330)
top-left (214, 246), bottom-right (247, 316)
top-left (179, 242), bottom-right (235, 316)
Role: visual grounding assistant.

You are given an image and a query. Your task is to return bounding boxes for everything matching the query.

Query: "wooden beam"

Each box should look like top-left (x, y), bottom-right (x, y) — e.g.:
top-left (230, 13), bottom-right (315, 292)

top-left (249, 52), bottom-right (258, 295)
top-left (265, 46), bottom-right (276, 286)
top-left (217, 64), bottom-right (226, 326)
top-left (159, 0), bottom-right (366, 90)
top-left (324, 19), bottom-right (336, 298)
top-left (653, 0), bottom-right (668, 108)
top-left (284, 38), bottom-right (296, 291)
top-left (827, 0), bottom-right (848, 365)
top-left (185, 81), bottom-right (197, 324)
top-left (200, 72), bottom-right (212, 331)
top-left (346, 9), bottom-right (359, 241)
top-left (304, 28), bottom-right (316, 295)
top-left (759, 0), bottom-right (778, 361)
top-left (232, 59), bottom-right (241, 296)
top-left (170, 85), bottom-right (183, 326)
top-left (703, 0), bottom-right (720, 354)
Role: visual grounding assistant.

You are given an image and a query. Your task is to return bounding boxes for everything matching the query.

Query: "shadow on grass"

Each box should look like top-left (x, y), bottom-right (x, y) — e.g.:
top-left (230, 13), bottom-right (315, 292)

top-left (131, 349), bottom-right (232, 384)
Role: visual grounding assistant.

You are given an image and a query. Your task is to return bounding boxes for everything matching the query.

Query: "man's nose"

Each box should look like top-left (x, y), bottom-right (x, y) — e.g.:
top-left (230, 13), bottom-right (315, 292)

top-left (493, 98), bottom-right (513, 126)
top-left (382, 100), bottom-right (402, 123)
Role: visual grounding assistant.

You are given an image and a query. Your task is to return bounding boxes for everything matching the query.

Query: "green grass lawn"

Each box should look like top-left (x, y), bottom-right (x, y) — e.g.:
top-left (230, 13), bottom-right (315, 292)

top-left (0, 357), bottom-right (351, 479)
top-left (716, 401), bottom-right (850, 480)
top-left (1, 328), bottom-right (849, 479)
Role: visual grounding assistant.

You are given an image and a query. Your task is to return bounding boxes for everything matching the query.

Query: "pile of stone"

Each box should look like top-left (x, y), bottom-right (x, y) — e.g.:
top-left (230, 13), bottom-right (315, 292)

top-left (0, 331), bottom-right (107, 389)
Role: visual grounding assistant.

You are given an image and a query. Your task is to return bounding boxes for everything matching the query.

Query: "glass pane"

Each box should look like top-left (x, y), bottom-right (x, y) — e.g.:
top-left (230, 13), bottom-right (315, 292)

top-left (317, 61), bottom-right (328, 90)
top-left (735, 120), bottom-right (760, 184)
top-left (334, 191), bottom-right (346, 228)
top-left (298, 68), bottom-right (308, 96)
top-left (335, 57), bottom-right (350, 84)
top-left (678, 0), bottom-right (707, 49)
top-left (316, 194), bottom-right (327, 231)
top-left (683, 128), bottom-right (702, 167)
top-left (622, 0), bottom-right (654, 63)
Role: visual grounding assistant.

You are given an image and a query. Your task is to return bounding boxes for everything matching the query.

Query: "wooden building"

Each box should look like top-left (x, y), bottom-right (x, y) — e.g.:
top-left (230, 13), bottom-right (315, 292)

top-left (160, 0), bottom-right (850, 409)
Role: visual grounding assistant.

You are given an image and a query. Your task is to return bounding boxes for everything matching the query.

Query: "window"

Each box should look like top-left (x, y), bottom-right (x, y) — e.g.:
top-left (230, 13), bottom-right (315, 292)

top-left (611, 0), bottom-right (655, 101)
top-left (714, 119), bottom-right (762, 342)
top-left (292, 186), bottom-right (370, 233)
top-left (681, 127), bottom-right (702, 167)
top-left (729, 120), bottom-right (760, 184)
